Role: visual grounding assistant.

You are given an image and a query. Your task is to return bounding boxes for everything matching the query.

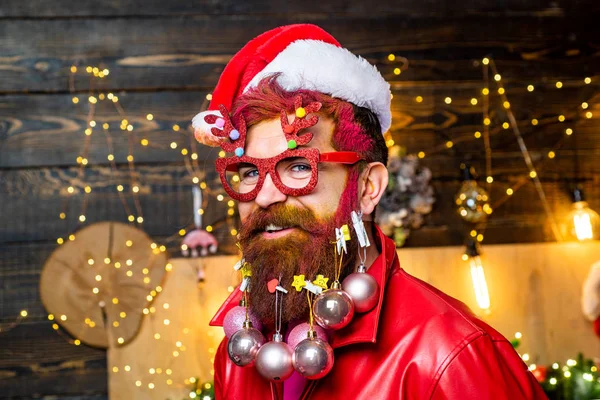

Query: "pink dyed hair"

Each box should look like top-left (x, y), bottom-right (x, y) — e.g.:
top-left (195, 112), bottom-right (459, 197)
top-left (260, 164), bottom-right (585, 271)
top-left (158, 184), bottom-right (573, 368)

top-left (231, 75), bottom-right (387, 164)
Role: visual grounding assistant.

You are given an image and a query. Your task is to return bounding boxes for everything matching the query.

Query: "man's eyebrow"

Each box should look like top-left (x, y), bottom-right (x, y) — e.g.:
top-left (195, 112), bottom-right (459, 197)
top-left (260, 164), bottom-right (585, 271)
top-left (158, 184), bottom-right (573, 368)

top-left (237, 162), bottom-right (255, 168)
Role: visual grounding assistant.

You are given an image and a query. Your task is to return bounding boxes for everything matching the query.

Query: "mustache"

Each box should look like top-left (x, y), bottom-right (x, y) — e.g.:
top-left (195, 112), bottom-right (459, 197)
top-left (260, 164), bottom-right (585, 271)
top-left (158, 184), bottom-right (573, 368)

top-left (239, 204), bottom-right (330, 239)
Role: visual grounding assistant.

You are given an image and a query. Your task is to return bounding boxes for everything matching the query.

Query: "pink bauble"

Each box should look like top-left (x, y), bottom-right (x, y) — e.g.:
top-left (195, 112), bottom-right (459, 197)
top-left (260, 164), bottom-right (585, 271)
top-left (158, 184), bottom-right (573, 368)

top-left (287, 323), bottom-right (328, 349)
top-left (223, 306), bottom-right (263, 338)
top-left (292, 338), bottom-right (334, 380)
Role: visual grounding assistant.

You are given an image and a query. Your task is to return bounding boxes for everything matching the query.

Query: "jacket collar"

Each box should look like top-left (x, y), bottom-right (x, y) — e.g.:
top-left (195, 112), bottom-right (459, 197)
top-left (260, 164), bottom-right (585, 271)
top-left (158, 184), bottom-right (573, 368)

top-left (209, 225), bottom-right (397, 349)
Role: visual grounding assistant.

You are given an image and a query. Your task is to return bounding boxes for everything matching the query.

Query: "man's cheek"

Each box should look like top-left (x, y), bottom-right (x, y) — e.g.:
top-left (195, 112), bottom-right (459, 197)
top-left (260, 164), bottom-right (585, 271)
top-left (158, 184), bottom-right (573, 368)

top-left (238, 206), bottom-right (251, 224)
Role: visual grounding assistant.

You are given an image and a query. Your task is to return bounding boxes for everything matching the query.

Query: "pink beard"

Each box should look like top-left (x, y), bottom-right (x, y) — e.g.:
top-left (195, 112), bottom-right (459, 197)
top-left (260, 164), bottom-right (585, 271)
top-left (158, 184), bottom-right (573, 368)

top-left (238, 170), bottom-right (361, 326)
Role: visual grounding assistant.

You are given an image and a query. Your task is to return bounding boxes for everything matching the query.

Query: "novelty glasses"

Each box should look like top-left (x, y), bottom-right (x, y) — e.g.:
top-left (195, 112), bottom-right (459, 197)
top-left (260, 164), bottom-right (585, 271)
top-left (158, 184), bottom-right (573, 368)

top-left (215, 148), bottom-right (364, 202)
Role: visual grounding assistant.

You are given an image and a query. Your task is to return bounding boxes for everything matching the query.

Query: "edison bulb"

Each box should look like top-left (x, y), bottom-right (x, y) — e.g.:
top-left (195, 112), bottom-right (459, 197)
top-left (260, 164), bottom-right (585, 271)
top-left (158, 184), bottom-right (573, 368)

top-left (455, 180), bottom-right (490, 223)
top-left (565, 201), bottom-right (600, 241)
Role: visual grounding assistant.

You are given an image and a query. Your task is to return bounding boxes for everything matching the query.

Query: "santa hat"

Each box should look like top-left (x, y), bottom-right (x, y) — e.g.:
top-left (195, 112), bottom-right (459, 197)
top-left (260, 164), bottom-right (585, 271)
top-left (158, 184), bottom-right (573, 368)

top-left (193, 24), bottom-right (391, 147)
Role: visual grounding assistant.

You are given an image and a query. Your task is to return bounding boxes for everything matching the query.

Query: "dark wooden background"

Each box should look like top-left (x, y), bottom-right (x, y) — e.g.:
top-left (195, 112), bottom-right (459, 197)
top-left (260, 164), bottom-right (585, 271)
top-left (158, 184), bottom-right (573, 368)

top-left (1, 1), bottom-right (599, 398)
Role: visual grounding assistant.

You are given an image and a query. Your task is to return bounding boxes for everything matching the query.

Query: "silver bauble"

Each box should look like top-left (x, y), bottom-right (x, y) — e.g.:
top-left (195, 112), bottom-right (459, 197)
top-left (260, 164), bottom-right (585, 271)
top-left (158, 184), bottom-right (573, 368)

top-left (254, 334), bottom-right (294, 381)
top-left (313, 283), bottom-right (354, 330)
top-left (227, 324), bottom-right (266, 367)
top-left (292, 336), bottom-right (334, 380)
top-left (342, 267), bottom-right (380, 313)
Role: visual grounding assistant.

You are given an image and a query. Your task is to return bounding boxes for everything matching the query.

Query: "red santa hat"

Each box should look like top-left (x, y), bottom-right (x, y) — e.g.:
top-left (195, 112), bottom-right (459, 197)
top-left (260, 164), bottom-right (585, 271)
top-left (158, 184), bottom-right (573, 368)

top-left (193, 24), bottom-right (391, 147)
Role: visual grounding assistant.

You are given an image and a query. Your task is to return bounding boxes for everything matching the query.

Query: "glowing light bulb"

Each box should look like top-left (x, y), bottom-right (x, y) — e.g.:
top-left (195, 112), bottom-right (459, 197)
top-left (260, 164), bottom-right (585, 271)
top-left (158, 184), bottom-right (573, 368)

top-left (565, 188), bottom-right (600, 241)
top-left (468, 254), bottom-right (490, 311)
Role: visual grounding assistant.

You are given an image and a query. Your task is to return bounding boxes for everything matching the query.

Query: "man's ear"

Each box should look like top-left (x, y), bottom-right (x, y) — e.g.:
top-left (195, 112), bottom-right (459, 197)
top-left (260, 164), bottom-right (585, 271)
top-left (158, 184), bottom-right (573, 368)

top-left (359, 162), bottom-right (388, 216)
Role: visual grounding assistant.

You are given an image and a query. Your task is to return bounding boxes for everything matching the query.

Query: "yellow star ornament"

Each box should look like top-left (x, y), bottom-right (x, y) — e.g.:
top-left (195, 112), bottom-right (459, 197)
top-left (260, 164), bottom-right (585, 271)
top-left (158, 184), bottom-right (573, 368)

top-left (240, 263), bottom-right (252, 279)
top-left (312, 275), bottom-right (329, 290)
top-left (292, 274), bottom-right (306, 292)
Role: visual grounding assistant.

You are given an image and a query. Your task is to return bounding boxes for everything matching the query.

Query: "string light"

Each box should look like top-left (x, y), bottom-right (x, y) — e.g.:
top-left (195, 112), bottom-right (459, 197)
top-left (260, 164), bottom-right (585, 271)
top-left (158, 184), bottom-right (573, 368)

top-left (444, 97), bottom-right (452, 104)
top-left (584, 77), bottom-right (591, 84)
top-left (527, 85), bottom-right (534, 92)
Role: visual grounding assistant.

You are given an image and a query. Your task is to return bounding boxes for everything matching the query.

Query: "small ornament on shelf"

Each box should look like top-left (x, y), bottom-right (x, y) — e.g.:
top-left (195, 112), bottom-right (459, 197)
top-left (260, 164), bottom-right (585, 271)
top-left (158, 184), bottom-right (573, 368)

top-left (181, 186), bottom-right (219, 283)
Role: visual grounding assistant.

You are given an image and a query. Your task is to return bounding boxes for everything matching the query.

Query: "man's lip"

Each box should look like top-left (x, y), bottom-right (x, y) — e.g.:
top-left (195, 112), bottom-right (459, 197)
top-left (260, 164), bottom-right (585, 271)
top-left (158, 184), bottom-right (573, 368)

top-left (261, 227), bottom-right (297, 239)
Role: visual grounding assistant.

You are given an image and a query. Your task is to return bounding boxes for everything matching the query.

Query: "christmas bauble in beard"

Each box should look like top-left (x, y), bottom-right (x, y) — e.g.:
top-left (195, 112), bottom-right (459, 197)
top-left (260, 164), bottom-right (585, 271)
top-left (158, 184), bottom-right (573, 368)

top-left (292, 331), bottom-right (334, 380)
top-left (255, 333), bottom-right (295, 381)
top-left (313, 282), bottom-right (354, 330)
top-left (223, 303), bottom-right (263, 338)
top-left (287, 322), bottom-right (328, 349)
top-left (227, 321), bottom-right (266, 367)
top-left (342, 265), bottom-right (380, 313)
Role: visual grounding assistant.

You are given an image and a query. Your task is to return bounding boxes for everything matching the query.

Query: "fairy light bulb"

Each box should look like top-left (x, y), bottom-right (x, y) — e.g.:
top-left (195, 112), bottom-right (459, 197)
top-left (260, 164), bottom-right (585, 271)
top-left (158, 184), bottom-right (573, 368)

top-left (465, 240), bottom-right (490, 312)
top-left (565, 188), bottom-right (600, 241)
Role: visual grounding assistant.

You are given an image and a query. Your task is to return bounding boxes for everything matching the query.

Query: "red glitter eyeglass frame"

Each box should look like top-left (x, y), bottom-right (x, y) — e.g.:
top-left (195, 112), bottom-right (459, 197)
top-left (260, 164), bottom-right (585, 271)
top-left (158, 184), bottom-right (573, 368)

top-left (215, 149), bottom-right (364, 202)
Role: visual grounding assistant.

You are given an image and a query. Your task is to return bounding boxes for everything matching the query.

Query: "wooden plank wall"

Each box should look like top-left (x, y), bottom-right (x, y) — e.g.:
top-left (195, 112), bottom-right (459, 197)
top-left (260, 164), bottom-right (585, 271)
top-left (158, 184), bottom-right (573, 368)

top-left (0, 1), bottom-right (599, 398)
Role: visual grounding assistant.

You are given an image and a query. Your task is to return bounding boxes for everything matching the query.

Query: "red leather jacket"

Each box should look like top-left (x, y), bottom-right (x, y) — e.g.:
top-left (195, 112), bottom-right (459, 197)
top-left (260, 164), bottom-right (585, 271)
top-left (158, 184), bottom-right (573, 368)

top-left (210, 226), bottom-right (547, 399)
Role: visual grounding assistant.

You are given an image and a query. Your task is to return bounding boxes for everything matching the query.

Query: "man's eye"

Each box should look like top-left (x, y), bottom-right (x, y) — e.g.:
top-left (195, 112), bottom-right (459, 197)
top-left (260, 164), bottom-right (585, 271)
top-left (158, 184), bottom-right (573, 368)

top-left (290, 163), bottom-right (311, 173)
top-left (241, 168), bottom-right (259, 178)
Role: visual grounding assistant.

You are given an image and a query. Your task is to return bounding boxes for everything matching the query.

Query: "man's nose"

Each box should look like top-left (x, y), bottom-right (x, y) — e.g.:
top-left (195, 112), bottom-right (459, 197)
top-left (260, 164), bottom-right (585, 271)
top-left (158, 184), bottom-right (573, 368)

top-left (254, 173), bottom-right (287, 208)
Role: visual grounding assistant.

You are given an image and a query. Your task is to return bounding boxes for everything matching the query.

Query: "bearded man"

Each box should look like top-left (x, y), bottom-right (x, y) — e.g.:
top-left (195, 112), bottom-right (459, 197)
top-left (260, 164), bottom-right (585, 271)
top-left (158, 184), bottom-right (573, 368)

top-left (192, 24), bottom-right (546, 400)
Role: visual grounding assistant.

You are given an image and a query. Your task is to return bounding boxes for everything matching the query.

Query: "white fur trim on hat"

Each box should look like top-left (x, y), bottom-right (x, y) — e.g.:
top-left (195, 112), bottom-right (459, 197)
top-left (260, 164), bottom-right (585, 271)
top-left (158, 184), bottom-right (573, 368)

top-left (582, 260), bottom-right (600, 321)
top-left (244, 39), bottom-right (392, 133)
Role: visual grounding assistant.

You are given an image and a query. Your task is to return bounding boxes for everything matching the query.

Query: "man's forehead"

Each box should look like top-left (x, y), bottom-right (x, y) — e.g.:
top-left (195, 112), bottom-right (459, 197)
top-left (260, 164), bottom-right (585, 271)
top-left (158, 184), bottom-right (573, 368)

top-left (245, 115), bottom-right (335, 156)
